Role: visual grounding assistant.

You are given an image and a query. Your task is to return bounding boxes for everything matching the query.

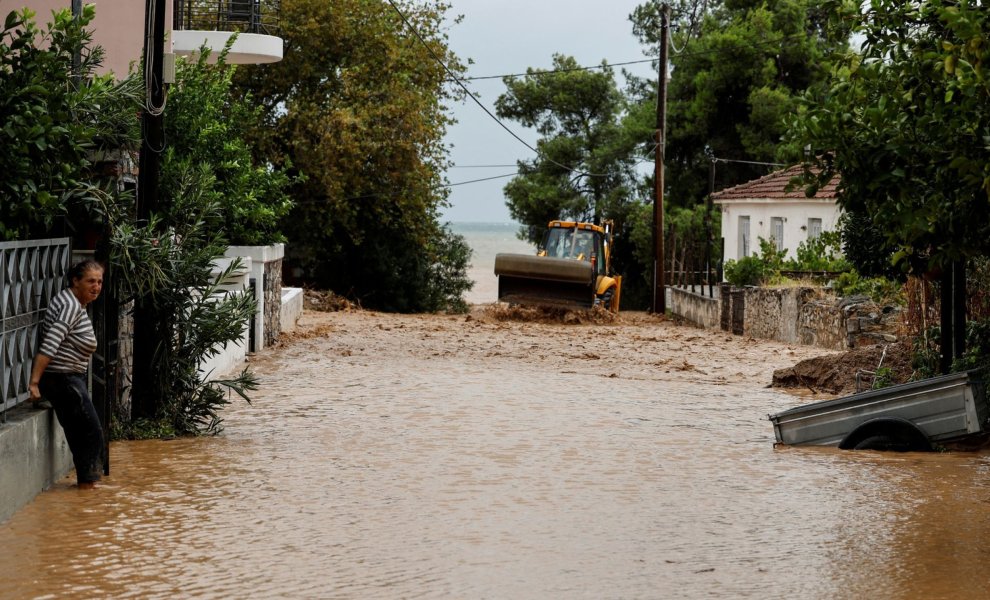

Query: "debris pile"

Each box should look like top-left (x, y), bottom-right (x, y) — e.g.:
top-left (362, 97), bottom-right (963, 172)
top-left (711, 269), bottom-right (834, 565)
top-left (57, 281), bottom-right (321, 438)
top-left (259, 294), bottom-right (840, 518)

top-left (771, 341), bottom-right (914, 395)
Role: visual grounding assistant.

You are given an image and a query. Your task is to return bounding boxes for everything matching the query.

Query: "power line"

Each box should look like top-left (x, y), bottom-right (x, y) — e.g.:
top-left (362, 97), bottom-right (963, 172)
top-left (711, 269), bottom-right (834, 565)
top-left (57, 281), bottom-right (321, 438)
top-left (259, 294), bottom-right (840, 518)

top-left (451, 32), bottom-right (817, 84)
top-left (289, 173), bottom-right (521, 206)
top-left (449, 163), bottom-right (519, 168)
top-left (713, 157), bottom-right (786, 167)
top-left (384, 0), bottom-right (607, 179)
top-left (454, 58), bottom-right (656, 82)
top-left (445, 173), bottom-right (519, 186)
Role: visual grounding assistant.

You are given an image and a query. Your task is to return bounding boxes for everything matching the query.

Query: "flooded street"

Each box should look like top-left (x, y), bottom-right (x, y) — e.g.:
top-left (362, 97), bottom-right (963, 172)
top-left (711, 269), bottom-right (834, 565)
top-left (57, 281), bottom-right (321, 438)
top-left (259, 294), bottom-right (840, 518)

top-left (3, 307), bottom-right (990, 599)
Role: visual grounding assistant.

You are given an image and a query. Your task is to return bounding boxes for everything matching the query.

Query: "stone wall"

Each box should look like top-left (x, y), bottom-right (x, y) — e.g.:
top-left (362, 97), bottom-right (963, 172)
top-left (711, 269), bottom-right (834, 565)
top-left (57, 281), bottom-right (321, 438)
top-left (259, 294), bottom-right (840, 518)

top-left (797, 298), bottom-right (846, 350)
top-left (671, 285), bottom-right (902, 351)
top-left (116, 301), bottom-right (134, 422)
top-left (742, 287), bottom-right (821, 345)
top-left (842, 296), bottom-right (903, 348)
top-left (264, 258), bottom-right (282, 347)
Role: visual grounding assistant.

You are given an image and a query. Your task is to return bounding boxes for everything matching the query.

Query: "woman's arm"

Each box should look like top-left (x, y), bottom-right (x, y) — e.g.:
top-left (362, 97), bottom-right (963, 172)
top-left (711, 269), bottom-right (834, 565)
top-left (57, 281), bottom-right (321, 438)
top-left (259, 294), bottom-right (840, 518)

top-left (28, 353), bottom-right (52, 402)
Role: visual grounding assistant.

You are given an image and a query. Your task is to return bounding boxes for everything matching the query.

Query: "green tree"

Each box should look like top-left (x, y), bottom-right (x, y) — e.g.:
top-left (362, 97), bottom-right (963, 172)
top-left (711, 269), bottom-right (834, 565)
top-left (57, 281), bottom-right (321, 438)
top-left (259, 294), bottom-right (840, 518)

top-left (789, 0), bottom-right (990, 273)
top-left (836, 211), bottom-right (901, 280)
top-left (494, 55), bottom-right (640, 243)
top-left (231, 0), bottom-right (472, 312)
top-left (629, 0), bottom-right (838, 208)
top-left (0, 7), bottom-right (140, 240)
top-left (492, 54), bottom-right (657, 306)
top-left (163, 43), bottom-right (294, 246)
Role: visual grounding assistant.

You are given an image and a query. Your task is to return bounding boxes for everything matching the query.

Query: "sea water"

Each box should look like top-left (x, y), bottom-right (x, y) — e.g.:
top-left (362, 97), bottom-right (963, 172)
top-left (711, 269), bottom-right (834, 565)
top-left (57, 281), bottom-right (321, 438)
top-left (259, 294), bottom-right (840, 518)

top-left (449, 222), bottom-right (534, 304)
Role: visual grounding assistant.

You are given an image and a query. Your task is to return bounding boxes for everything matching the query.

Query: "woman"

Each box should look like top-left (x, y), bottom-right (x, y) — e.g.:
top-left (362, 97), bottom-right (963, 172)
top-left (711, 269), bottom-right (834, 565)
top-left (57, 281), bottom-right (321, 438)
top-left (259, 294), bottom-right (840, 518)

top-left (28, 259), bottom-right (105, 489)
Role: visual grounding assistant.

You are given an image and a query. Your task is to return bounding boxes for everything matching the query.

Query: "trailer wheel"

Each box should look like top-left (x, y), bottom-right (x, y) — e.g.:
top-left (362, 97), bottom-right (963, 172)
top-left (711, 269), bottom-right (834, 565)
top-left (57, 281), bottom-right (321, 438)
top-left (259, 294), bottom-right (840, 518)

top-left (851, 435), bottom-right (922, 452)
top-left (839, 417), bottom-right (932, 452)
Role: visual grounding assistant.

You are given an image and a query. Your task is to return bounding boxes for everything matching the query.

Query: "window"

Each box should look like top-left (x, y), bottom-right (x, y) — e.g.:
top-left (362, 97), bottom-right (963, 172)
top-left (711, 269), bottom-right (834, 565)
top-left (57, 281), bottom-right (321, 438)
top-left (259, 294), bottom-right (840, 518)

top-left (771, 217), bottom-right (784, 252)
top-left (738, 216), bottom-right (750, 258)
top-left (808, 218), bottom-right (822, 240)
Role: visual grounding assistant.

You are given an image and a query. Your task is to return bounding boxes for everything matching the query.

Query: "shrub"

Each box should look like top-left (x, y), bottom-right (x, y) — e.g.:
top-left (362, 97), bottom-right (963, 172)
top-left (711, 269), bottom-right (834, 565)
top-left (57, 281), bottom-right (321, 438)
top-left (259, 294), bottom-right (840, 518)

top-left (788, 230), bottom-right (852, 272)
top-left (165, 42), bottom-right (294, 246)
top-left (832, 271), bottom-right (904, 305)
top-left (113, 162), bottom-right (258, 436)
top-left (913, 319), bottom-right (990, 381)
top-left (724, 255), bottom-right (766, 287)
top-left (0, 7), bottom-right (140, 239)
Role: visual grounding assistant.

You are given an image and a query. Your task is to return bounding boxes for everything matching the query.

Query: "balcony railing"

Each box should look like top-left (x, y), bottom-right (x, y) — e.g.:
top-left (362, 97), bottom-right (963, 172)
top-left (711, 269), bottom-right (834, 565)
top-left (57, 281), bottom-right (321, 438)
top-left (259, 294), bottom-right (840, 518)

top-left (174, 0), bottom-right (281, 37)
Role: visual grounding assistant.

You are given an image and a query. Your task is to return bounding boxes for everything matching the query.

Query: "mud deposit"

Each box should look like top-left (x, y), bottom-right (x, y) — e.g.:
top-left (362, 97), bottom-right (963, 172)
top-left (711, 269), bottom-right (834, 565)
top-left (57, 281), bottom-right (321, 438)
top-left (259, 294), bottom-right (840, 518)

top-left (772, 341), bottom-right (915, 395)
top-left (2, 306), bottom-right (990, 599)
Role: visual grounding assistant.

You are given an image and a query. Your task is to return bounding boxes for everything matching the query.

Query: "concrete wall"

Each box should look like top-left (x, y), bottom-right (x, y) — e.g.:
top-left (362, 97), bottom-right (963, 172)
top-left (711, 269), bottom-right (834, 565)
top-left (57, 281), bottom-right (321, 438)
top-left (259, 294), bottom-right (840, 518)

top-left (201, 249), bottom-right (292, 377)
top-left (669, 287), bottom-right (720, 329)
top-left (224, 244), bottom-right (284, 352)
top-left (280, 287), bottom-right (303, 333)
top-left (0, 405), bottom-right (72, 523)
top-left (199, 257), bottom-right (251, 381)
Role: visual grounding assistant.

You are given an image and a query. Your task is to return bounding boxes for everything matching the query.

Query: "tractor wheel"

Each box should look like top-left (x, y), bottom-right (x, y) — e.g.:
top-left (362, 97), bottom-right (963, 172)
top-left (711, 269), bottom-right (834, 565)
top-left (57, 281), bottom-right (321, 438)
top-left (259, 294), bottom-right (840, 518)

top-left (598, 287), bottom-right (616, 312)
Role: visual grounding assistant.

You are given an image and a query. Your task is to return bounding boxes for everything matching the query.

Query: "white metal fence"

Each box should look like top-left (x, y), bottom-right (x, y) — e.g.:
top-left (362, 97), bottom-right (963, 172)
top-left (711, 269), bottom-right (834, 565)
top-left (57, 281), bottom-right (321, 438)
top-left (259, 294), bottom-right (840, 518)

top-left (0, 238), bottom-right (71, 418)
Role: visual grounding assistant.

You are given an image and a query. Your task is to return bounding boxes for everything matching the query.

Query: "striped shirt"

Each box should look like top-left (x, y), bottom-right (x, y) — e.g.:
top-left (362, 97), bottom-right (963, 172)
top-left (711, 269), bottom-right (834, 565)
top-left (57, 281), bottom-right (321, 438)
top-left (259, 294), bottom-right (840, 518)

top-left (39, 288), bottom-right (98, 373)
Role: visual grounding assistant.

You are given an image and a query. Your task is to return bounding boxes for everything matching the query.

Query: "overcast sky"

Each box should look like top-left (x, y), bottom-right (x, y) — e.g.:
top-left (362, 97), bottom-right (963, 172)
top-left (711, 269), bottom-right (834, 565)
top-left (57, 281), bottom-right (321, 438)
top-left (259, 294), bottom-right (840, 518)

top-left (439, 0), bottom-right (658, 224)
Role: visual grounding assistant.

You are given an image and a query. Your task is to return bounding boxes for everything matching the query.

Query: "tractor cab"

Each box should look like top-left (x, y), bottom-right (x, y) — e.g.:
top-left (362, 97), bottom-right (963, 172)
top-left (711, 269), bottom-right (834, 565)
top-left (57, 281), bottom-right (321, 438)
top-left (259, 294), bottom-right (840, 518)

top-left (539, 221), bottom-right (611, 277)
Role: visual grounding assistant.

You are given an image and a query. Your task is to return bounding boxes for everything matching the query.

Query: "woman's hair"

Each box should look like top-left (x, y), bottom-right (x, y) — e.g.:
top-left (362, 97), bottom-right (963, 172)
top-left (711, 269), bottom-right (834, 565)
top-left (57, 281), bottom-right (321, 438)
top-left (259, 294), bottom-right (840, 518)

top-left (68, 259), bottom-right (105, 282)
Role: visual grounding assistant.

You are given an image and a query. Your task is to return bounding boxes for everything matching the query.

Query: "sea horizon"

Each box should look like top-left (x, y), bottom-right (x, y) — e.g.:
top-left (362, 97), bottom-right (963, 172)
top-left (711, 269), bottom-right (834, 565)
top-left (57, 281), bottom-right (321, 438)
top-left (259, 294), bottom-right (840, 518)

top-left (449, 221), bottom-right (534, 305)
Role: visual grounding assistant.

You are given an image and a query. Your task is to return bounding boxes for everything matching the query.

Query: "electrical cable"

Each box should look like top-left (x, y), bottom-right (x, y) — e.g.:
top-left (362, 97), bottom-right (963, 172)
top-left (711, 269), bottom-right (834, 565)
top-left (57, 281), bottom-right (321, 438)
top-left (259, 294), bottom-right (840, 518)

top-left (449, 164), bottom-right (519, 168)
top-left (454, 58), bottom-right (656, 82)
top-left (444, 173), bottom-right (519, 186)
top-left (143, 0), bottom-right (167, 117)
top-left (713, 157), bottom-right (786, 167)
top-left (446, 31), bottom-right (816, 87)
top-left (384, 0), bottom-right (607, 179)
top-left (668, 23), bottom-right (686, 55)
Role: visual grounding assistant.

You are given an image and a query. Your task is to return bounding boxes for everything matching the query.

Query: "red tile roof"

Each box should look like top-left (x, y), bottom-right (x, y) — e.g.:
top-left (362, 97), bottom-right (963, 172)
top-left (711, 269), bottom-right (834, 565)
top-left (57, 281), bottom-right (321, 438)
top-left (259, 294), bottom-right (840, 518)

top-left (710, 164), bottom-right (839, 202)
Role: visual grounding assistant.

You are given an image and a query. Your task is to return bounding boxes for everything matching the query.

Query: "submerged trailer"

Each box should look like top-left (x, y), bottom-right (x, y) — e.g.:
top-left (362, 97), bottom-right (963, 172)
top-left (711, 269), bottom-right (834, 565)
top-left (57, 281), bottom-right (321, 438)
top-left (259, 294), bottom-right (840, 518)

top-left (769, 371), bottom-right (989, 451)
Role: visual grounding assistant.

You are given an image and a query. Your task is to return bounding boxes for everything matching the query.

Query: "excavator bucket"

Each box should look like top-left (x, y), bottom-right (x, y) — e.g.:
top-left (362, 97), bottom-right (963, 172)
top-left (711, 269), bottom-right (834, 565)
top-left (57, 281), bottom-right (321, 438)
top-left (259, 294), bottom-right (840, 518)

top-left (494, 253), bottom-right (596, 310)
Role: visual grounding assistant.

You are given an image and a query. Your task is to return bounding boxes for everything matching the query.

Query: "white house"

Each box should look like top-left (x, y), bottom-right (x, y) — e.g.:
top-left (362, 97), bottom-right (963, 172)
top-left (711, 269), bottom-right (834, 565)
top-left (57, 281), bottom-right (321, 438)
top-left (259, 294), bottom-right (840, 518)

top-left (712, 165), bottom-right (841, 264)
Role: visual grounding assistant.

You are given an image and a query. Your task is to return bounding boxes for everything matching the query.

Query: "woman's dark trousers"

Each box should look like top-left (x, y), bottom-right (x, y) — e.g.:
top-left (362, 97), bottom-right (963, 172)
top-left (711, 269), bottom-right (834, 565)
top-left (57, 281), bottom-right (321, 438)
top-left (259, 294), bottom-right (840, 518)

top-left (40, 372), bottom-right (104, 484)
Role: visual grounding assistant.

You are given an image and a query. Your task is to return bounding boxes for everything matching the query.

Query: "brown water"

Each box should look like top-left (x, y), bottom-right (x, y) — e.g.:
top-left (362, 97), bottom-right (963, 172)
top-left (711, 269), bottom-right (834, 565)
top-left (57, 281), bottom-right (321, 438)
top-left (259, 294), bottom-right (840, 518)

top-left (3, 310), bottom-right (990, 599)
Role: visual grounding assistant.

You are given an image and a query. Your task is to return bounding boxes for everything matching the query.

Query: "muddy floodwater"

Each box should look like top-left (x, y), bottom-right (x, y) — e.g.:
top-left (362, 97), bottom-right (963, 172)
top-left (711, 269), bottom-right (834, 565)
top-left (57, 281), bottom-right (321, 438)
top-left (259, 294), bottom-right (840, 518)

top-left (3, 308), bottom-right (990, 599)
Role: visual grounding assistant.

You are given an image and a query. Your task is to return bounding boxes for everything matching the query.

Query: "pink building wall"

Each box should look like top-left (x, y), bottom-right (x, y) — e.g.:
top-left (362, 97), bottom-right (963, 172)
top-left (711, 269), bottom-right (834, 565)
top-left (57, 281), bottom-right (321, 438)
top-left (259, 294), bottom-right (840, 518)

top-left (0, 0), bottom-right (170, 78)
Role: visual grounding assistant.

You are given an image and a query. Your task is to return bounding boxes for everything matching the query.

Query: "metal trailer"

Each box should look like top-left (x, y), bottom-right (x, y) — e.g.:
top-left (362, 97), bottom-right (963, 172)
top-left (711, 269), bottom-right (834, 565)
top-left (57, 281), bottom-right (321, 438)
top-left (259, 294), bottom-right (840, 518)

top-left (769, 371), bottom-right (989, 451)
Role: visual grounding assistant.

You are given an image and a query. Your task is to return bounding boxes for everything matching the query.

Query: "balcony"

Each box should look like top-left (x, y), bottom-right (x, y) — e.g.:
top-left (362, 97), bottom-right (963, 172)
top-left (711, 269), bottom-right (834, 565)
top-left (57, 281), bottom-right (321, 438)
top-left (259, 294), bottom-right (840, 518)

top-left (172, 0), bottom-right (283, 65)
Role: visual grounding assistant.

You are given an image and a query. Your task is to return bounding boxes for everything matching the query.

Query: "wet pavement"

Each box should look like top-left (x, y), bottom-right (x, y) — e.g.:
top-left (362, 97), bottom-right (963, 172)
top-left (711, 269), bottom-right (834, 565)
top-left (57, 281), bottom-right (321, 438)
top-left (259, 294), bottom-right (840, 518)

top-left (2, 309), bottom-right (989, 599)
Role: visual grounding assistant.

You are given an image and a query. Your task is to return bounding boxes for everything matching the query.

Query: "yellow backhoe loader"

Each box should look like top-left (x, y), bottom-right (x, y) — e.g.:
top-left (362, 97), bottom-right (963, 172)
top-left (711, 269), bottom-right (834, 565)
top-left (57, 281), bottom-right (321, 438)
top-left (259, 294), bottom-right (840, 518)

top-left (493, 220), bottom-right (622, 312)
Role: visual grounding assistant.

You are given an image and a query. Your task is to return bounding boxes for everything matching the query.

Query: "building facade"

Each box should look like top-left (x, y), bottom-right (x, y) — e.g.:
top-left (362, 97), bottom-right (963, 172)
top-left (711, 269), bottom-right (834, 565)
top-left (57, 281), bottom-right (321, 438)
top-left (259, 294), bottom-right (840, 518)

top-left (712, 165), bottom-right (841, 264)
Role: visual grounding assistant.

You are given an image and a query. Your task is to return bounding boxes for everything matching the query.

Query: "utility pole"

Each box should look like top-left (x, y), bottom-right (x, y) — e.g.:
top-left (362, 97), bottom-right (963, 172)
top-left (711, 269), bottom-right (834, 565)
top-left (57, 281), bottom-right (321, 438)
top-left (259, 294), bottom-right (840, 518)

top-left (651, 3), bottom-right (670, 314)
top-left (133, 0), bottom-right (167, 419)
top-left (71, 0), bottom-right (81, 80)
